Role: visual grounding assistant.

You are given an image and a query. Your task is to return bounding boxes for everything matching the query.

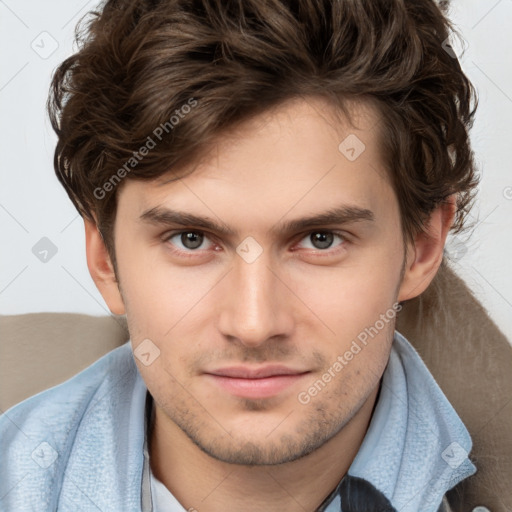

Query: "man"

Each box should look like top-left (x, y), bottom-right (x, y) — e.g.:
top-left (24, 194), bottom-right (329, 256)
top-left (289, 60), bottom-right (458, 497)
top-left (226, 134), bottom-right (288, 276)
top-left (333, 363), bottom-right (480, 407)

top-left (0, 0), bottom-right (481, 510)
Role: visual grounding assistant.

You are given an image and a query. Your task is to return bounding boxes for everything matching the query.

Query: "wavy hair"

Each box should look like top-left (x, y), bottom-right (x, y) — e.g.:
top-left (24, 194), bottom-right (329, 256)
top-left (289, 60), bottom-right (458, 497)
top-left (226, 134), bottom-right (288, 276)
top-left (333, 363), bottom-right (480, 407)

top-left (48, 0), bottom-right (479, 258)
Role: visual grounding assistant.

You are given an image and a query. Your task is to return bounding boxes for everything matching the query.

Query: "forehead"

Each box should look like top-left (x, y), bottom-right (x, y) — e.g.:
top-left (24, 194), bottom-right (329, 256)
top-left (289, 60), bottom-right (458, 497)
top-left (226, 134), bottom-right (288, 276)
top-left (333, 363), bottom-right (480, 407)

top-left (160, 95), bottom-right (385, 185)
top-left (117, 96), bottom-right (396, 233)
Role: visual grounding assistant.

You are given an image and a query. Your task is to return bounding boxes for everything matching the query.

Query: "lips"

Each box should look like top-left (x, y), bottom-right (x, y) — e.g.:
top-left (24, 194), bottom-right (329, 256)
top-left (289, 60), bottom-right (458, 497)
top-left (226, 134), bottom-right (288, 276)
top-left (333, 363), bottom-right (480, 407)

top-left (207, 365), bottom-right (307, 379)
top-left (204, 365), bottom-right (310, 399)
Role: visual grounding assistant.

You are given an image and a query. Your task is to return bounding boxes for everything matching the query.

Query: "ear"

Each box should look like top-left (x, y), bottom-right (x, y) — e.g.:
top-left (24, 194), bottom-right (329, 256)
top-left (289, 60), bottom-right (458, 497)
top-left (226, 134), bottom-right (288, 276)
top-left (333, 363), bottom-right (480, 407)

top-left (398, 194), bottom-right (457, 301)
top-left (84, 218), bottom-right (125, 315)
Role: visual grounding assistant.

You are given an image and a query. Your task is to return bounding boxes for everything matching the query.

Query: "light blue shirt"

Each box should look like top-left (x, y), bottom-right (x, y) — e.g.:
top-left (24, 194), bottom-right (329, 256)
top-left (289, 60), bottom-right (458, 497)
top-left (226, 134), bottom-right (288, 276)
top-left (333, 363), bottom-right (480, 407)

top-left (0, 331), bottom-right (476, 511)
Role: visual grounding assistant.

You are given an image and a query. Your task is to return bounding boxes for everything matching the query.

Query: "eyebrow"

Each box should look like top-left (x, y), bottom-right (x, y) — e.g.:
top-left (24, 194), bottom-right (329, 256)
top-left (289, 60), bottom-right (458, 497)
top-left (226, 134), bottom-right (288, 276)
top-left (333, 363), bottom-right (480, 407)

top-left (139, 204), bottom-right (375, 238)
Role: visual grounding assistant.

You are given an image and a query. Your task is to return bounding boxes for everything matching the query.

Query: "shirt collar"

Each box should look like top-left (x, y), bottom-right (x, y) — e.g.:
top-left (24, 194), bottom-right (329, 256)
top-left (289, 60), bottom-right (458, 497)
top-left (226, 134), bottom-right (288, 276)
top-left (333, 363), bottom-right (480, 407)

top-left (320, 330), bottom-right (476, 511)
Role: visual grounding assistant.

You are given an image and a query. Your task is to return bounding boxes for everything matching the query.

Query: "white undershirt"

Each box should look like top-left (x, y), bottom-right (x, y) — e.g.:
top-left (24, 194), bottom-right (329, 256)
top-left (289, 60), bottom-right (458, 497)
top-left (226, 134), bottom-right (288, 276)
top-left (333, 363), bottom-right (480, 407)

top-left (150, 470), bottom-right (188, 512)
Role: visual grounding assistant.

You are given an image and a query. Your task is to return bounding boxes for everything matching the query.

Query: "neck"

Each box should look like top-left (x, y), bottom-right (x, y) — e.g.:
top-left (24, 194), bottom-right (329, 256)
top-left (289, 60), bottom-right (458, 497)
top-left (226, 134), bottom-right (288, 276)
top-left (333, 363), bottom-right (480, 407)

top-left (149, 381), bottom-right (381, 512)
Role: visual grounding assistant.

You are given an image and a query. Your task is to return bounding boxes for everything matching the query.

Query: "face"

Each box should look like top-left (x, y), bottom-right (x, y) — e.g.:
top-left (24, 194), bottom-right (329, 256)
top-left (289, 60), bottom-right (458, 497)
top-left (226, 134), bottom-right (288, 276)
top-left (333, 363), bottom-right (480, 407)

top-left (112, 96), bottom-right (407, 465)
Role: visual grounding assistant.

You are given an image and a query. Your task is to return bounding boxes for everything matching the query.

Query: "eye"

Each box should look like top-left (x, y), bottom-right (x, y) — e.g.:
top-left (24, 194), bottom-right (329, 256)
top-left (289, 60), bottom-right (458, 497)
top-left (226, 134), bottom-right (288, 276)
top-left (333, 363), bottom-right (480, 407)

top-left (162, 229), bottom-right (348, 258)
top-left (295, 231), bottom-right (347, 251)
top-left (164, 230), bottom-right (216, 252)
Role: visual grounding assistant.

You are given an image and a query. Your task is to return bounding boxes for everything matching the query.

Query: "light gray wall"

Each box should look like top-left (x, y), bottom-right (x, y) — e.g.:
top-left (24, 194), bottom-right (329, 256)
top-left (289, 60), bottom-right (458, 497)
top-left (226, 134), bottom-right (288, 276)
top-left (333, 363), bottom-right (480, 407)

top-left (1, 0), bottom-right (511, 343)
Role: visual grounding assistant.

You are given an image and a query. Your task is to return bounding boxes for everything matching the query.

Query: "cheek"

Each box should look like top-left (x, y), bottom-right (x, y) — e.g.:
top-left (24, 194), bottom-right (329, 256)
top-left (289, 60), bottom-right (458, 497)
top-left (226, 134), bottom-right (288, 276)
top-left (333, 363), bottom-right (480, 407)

top-left (290, 252), bottom-right (401, 339)
top-left (116, 237), bottom-right (207, 334)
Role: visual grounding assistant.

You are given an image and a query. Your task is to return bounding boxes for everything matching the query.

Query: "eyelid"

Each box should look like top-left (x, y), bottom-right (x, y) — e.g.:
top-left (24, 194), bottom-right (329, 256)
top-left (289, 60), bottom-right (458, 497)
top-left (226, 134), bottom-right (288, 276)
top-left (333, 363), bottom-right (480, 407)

top-left (161, 229), bottom-right (215, 243)
top-left (296, 228), bottom-right (351, 240)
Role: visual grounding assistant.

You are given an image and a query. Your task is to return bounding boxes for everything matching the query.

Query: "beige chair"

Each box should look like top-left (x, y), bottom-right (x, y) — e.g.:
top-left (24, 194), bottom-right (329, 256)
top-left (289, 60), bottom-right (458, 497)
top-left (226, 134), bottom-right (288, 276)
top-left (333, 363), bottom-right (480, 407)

top-left (1, 262), bottom-right (510, 511)
top-left (397, 262), bottom-right (512, 512)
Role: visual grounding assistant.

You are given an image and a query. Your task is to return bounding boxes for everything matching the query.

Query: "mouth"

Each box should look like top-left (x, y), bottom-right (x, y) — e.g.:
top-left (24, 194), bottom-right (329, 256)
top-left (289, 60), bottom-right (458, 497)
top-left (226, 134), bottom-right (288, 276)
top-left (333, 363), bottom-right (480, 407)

top-left (204, 365), bottom-right (310, 399)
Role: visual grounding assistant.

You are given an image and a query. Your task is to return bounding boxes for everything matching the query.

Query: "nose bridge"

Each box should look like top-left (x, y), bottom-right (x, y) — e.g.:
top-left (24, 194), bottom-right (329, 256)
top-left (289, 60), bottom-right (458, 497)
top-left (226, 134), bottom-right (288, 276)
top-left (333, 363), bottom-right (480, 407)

top-left (217, 247), bottom-right (292, 346)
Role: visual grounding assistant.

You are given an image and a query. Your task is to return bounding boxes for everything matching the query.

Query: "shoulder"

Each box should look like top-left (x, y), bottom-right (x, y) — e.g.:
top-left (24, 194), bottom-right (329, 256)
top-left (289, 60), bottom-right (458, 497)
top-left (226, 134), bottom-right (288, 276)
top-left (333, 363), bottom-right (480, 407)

top-left (0, 341), bottom-right (135, 435)
top-left (0, 341), bottom-right (136, 509)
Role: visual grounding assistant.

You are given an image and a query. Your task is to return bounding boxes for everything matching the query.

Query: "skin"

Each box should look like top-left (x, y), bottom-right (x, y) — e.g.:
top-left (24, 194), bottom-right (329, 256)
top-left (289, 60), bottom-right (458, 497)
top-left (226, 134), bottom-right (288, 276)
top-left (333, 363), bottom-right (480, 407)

top-left (85, 96), bottom-right (455, 511)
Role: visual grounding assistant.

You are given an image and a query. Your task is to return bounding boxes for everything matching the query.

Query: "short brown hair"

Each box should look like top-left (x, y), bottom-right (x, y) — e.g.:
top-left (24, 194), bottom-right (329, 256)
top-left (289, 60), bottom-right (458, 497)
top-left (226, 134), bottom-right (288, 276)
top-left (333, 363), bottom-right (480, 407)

top-left (48, 0), bottom-right (479, 257)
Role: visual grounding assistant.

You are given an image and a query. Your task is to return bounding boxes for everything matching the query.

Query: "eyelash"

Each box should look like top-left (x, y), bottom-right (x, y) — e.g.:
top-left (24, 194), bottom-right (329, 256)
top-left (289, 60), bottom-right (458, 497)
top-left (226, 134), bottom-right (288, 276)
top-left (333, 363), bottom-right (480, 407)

top-left (161, 229), bottom-right (350, 259)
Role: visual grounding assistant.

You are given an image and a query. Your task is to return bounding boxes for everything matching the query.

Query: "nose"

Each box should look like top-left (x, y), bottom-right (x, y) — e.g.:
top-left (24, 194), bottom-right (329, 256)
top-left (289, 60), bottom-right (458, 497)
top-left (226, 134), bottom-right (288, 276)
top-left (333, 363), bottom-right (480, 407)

top-left (216, 248), bottom-right (294, 348)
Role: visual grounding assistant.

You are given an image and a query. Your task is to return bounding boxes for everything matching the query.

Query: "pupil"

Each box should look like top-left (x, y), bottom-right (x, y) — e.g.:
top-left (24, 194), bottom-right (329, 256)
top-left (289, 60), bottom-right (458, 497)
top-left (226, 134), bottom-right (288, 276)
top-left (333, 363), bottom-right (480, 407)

top-left (311, 232), bottom-right (333, 249)
top-left (182, 232), bottom-right (203, 249)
